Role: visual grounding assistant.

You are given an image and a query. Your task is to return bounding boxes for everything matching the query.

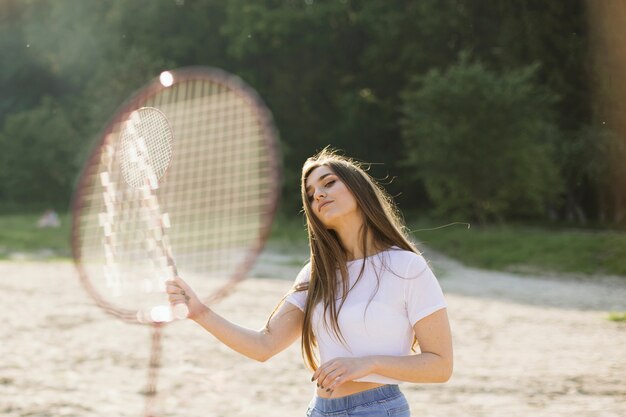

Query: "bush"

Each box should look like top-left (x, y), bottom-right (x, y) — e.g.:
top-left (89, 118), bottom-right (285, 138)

top-left (0, 97), bottom-right (80, 207)
top-left (401, 54), bottom-right (562, 223)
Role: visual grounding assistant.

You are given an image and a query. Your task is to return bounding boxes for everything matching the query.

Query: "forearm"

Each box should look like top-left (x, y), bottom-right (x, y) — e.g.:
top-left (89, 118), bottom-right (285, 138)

top-left (368, 352), bottom-right (453, 383)
top-left (191, 306), bottom-right (271, 362)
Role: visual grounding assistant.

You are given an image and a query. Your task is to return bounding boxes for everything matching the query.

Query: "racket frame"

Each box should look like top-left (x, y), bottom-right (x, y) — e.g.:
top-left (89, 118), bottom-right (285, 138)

top-left (71, 67), bottom-right (282, 325)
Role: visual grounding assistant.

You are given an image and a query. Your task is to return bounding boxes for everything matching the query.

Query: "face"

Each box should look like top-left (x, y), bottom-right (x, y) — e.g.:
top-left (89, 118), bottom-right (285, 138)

top-left (305, 165), bottom-right (359, 229)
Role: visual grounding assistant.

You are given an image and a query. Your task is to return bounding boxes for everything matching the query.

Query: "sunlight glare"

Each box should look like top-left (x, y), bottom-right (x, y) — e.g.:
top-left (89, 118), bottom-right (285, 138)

top-left (159, 71), bottom-right (174, 87)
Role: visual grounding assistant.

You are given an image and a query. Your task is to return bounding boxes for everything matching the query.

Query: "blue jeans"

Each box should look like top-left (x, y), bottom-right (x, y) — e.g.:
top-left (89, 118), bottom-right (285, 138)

top-left (306, 385), bottom-right (410, 417)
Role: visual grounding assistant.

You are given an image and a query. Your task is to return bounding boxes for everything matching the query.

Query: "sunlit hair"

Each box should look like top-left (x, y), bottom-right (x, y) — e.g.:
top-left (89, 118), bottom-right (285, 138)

top-left (297, 147), bottom-right (419, 371)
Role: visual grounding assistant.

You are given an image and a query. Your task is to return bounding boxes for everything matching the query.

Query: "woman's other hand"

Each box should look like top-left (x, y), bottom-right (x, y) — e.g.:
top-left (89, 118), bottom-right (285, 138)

top-left (312, 357), bottom-right (375, 393)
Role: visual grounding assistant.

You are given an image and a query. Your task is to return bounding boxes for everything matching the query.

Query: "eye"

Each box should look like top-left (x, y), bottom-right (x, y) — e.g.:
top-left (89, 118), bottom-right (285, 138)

top-left (325, 180), bottom-right (336, 187)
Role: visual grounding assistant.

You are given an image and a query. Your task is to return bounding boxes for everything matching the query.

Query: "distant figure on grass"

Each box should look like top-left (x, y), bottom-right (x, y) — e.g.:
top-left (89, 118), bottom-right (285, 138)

top-left (167, 148), bottom-right (453, 416)
top-left (37, 209), bottom-right (60, 228)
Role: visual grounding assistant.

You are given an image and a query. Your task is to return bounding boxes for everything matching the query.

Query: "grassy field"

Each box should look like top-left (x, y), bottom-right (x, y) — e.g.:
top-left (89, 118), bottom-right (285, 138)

top-left (0, 213), bottom-right (72, 259)
top-left (408, 219), bottom-right (626, 277)
top-left (1, 212), bottom-right (625, 280)
top-left (0, 212), bottom-right (309, 261)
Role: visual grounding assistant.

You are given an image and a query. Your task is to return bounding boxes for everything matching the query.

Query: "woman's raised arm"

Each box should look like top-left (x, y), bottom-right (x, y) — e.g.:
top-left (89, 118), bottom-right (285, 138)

top-left (167, 276), bottom-right (304, 362)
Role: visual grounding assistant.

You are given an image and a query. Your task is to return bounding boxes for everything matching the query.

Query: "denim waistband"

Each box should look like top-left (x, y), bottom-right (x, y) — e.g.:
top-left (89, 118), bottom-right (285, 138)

top-left (311, 385), bottom-right (402, 413)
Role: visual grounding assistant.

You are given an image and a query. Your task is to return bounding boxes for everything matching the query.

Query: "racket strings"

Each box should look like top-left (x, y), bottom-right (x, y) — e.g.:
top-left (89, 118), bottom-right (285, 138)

top-left (76, 75), bottom-right (278, 321)
top-left (120, 108), bottom-right (173, 190)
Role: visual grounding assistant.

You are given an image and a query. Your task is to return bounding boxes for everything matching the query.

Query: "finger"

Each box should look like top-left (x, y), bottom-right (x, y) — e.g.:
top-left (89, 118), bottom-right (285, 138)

top-left (316, 362), bottom-right (340, 389)
top-left (165, 283), bottom-right (180, 294)
top-left (166, 288), bottom-right (187, 300)
top-left (168, 293), bottom-right (187, 304)
top-left (312, 365), bottom-right (324, 382)
top-left (312, 361), bottom-right (332, 384)
top-left (326, 374), bottom-right (346, 392)
top-left (174, 276), bottom-right (188, 288)
top-left (166, 279), bottom-right (186, 289)
top-left (320, 367), bottom-right (342, 390)
top-left (169, 300), bottom-right (187, 308)
top-left (167, 294), bottom-right (185, 304)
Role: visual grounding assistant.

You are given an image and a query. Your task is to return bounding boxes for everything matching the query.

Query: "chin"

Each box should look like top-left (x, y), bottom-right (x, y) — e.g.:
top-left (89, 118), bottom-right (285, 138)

top-left (319, 213), bottom-right (338, 228)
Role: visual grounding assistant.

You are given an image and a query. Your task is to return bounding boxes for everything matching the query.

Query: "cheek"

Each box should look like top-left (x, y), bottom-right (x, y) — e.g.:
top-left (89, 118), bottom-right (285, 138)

top-left (338, 187), bottom-right (357, 209)
top-left (332, 187), bottom-right (358, 215)
top-left (308, 204), bottom-right (323, 222)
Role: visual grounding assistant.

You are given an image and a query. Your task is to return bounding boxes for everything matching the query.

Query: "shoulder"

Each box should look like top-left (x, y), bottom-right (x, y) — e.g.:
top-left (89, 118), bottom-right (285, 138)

top-left (294, 260), bottom-right (312, 283)
top-left (285, 260), bottom-right (311, 311)
top-left (385, 247), bottom-right (429, 278)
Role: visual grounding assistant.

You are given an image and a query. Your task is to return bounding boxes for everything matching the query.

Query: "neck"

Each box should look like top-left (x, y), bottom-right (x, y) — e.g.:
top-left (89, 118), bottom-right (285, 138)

top-left (332, 216), bottom-right (378, 261)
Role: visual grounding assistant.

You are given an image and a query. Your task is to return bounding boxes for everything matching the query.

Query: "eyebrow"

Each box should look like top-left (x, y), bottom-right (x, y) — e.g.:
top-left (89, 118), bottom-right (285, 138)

top-left (305, 173), bottom-right (334, 193)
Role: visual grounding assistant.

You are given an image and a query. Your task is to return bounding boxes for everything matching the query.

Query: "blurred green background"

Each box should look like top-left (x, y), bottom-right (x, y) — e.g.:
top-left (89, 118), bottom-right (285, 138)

top-left (1, 0), bottom-right (625, 278)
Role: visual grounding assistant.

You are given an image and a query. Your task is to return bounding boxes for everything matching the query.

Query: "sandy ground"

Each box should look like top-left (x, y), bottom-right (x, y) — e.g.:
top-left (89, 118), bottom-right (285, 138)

top-left (1, 247), bottom-right (625, 417)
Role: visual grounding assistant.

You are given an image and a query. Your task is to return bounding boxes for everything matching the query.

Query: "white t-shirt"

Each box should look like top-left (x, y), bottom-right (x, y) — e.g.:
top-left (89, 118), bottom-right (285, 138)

top-left (285, 246), bottom-right (448, 384)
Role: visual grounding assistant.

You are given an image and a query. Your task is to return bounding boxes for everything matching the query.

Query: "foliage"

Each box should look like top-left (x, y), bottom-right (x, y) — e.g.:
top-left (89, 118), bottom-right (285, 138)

top-left (0, 0), bottom-right (59, 126)
top-left (0, 0), bottom-right (615, 227)
top-left (0, 97), bottom-right (80, 206)
top-left (401, 55), bottom-right (562, 222)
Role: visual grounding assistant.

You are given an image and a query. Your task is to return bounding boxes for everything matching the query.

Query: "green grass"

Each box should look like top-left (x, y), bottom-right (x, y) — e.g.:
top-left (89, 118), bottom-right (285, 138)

top-left (0, 212), bottom-right (72, 259)
top-left (408, 219), bottom-right (626, 277)
top-left (0, 212), bottom-right (309, 261)
top-left (607, 312), bottom-right (626, 323)
top-left (1, 211), bottom-right (625, 280)
top-left (271, 214), bottom-right (626, 278)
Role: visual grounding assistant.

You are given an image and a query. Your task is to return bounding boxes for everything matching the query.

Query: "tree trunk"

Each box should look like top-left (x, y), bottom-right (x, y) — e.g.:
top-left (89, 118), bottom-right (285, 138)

top-left (587, 1), bottom-right (626, 224)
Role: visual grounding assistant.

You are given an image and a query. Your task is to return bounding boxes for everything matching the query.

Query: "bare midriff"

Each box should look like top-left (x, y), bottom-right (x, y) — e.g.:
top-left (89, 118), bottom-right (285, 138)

top-left (316, 380), bottom-right (386, 399)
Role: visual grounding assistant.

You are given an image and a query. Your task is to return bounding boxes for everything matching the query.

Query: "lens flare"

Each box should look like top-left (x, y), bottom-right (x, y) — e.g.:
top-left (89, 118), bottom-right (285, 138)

top-left (159, 71), bottom-right (174, 87)
top-left (150, 305), bottom-right (173, 322)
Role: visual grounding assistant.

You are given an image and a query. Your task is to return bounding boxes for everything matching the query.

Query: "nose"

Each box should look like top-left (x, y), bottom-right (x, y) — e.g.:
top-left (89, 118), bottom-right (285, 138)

top-left (313, 188), bottom-right (326, 201)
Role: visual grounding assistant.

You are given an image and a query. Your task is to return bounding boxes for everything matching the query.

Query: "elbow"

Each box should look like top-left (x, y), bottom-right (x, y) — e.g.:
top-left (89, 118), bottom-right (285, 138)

top-left (255, 351), bottom-right (273, 362)
top-left (423, 355), bottom-right (452, 383)
top-left (438, 358), bottom-right (453, 382)
top-left (439, 371), bottom-right (452, 383)
top-left (252, 344), bottom-right (274, 362)
top-left (251, 328), bottom-right (276, 362)
top-left (254, 336), bottom-right (277, 362)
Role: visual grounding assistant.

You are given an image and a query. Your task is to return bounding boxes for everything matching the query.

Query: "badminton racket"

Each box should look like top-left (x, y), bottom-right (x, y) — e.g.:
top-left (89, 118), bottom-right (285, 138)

top-left (71, 66), bottom-right (281, 415)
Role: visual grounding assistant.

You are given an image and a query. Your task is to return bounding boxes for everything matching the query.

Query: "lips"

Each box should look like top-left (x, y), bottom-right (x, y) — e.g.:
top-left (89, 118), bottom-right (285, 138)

top-left (318, 201), bottom-right (333, 212)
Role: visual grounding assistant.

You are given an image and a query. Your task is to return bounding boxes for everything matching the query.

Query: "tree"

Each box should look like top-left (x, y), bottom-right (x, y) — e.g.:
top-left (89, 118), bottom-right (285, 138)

top-left (0, 97), bottom-right (80, 207)
top-left (559, 125), bottom-right (626, 224)
top-left (401, 54), bottom-right (562, 222)
top-left (0, 0), bottom-right (58, 126)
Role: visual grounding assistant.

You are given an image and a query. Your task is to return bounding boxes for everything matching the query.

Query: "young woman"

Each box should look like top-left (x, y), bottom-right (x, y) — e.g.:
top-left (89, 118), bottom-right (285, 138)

top-left (166, 149), bottom-right (453, 417)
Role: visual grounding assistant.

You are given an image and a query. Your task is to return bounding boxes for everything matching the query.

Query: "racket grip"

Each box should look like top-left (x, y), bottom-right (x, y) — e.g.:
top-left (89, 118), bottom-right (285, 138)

top-left (169, 259), bottom-right (179, 277)
top-left (165, 256), bottom-right (188, 319)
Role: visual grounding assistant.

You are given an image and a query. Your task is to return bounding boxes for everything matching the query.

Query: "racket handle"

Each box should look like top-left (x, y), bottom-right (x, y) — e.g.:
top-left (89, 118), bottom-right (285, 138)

top-left (168, 257), bottom-right (179, 277)
top-left (165, 255), bottom-right (188, 319)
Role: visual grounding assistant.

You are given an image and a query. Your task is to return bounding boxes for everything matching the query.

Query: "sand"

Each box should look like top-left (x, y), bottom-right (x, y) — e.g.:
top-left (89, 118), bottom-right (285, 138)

top-left (1, 247), bottom-right (624, 417)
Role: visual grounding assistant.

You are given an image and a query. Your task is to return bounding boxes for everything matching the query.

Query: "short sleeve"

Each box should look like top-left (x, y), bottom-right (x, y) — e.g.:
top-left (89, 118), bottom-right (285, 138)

top-left (404, 255), bottom-right (448, 326)
top-left (284, 262), bottom-right (311, 312)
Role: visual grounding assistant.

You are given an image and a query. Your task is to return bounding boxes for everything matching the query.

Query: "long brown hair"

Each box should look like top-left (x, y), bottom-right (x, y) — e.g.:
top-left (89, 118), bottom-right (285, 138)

top-left (298, 148), bottom-right (419, 371)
